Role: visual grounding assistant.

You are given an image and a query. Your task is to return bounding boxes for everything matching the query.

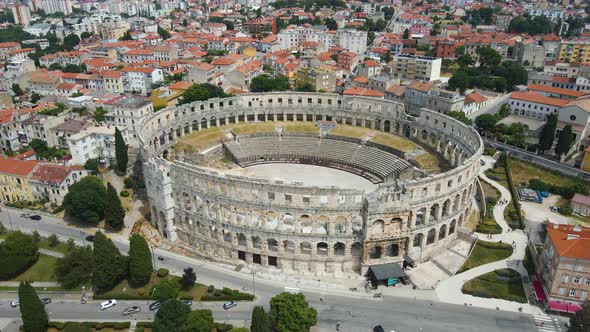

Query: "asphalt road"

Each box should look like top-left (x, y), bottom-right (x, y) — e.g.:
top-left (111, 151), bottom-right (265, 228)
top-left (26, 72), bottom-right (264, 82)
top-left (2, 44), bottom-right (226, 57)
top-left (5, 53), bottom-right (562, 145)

top-left (0, 211), bottom-right (542, 331)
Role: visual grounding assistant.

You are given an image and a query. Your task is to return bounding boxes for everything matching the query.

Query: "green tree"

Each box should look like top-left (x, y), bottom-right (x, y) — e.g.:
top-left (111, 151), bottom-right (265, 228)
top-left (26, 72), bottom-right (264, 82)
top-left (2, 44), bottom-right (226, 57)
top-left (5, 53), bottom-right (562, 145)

top-left (251, 305), bottom-right (270, 332)
top-left (11, 83), bottom-right (23, 96)
top-left (94, 106), bottom-right (107, 122)
top-left (538, 113), bottom-right (558, 153)
top-left (63, 33), bottom-right (80, 51)
top-left (48, 234), bottom-right (59, 247)
top-left (62, 322), bottom-right (92, 332)
top-left (447, 111), bottom-right (473, 125)
top-left (115, 127), bottom-right (128, 173)
top-left (63, 176), bottom-right (107, 224)
top-left (18, 281), bottom-right (48, 332)
top-left (153, 299), bottom-right (190, 332)
top-left (119, 30), bottom-right (133, 41)
top-left (152, 278), bottom-right (180, 300)
top-left (250, 75), bottom-right (289, 92)
top-left (511, 123), bottom-right (528, 147)
top-left (180, 267), bottom-right (196, 290)
top-left (182, 309), bottom-right (214, 332)
top-left (454, 45), bottom-right (465, 57)
top-left (30, 92), bottom-right (41, 103)
top-left (55, 246), bottom-right (93, 289)
top-left (104, 182), bottom-right (125, 229)
top-left (448, 70), bottom-right (469, 93)
top-left (555, 124), bottom-right (574, 159)
top-left (402, 28), bottom-right (409, 39)
top-left (457, 54), bottom-right (473, 68)
top-left (84, 158), bottom-right (99, 172)
top-left (569, 301), bottom-right (590, 332)
top-left (157, 26), bottom-right (171, 40)
top-left (180, 83), bottom-right (227, 104)
top-left (80, 31), bottom-right (93, 39)
top-left (476, 47), bottom-right (501, 68)
top-left (0, 232), bottom-right (39, 280)
top-left (270, 292), bottom-right (317, 332)
top-left (475, 114), bottom-right (498, 133)
top-left (93, 231), bottom-right (127, 292)
top-left (325, 18), bottom-right (337, 30)
top-left (128, 234), bottom-right (153, 287)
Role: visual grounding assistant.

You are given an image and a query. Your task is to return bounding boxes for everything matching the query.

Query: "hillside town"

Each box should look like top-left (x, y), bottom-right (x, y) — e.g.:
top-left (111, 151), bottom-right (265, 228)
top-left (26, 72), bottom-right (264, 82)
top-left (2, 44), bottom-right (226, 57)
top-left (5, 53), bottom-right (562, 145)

top-left (0, 0), bottom-right (590, 331)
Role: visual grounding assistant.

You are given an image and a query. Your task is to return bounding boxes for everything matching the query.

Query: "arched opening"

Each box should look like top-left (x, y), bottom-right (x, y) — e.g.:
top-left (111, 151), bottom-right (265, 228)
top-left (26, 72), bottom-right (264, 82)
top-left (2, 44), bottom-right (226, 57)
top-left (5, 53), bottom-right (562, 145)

top-left (439, 225), bottom-right (447, 240)
top-left (209, 116), bottom-right (217, 127)
top-left (268, 238), bottom-right (278, 251)
top-left (413, 233), bottom-right (423, 247)
top-left (442, 199), bottom-right (452, 218)
top-left (453, 194), bottom-right (461, 213)
top-left (252, 236), bottom-right (261, 249)
top-left (284, 240), bottom-right (295, 254)
top-left (373, 219), bottom-right (385, 233)
top-left (237, 233), bottom-right (247, 247)
top-left (383, 120), bottom-right (390, 132)
top-left (426, 228), bottom-right (436, 245)
top-left (416, 207), bottom-right (426, 225)
top-left (300, 242), bottom-right (312, 255)
top-left (449, 220), bottom-right (456, 234)
top-left (334, 242), bottom-right (345, 256)
top-left (369, 245), bottom-right (382, 259)
top-left (317, 242), bottom-right (328, 256)
top-left (200, 117), bottom-right (207, 128)
top-left (351, 242), bottom-right (362, 257)
top-left (386, 243), bottom-right (399, 257)
top-left (421, 129), bottom-right (428, 140)
top-left (430, 204), bottom-right (439, 222)
top-left (223, 231), bottom-right (231, 243)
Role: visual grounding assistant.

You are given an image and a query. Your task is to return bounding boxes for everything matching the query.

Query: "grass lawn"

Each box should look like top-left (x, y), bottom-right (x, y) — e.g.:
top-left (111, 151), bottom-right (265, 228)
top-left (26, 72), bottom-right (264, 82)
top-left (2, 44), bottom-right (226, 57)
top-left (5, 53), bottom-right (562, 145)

top-left (484, 167), bottom-right (509, 189)
top-left (95, 273), bottom-right (165, 300)
top-left (475, 216), bottom-right (502, 235)
top-left (481, 179), bottom-right (500, 204)
top-left (37, 238), bottom-right (70, 255)
top-left (508, 159), bottom-right (579, 188)
top-left (14, 254), bottom-right (57, 282)
top-left (462, 269), bottom-right (527, 303)
top-left (463, 211), bottom-right (480, 231)
top-left (177, 283), bottom-right (209, 300)
top-left (458, 240), bottom-right (513, 273)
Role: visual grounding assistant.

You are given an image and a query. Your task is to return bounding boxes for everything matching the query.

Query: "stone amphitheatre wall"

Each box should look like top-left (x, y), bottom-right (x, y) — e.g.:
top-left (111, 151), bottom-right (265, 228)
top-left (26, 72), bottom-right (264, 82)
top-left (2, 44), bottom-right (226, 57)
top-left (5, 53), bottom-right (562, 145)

top-left (138, 92), bottom-right (483, 277)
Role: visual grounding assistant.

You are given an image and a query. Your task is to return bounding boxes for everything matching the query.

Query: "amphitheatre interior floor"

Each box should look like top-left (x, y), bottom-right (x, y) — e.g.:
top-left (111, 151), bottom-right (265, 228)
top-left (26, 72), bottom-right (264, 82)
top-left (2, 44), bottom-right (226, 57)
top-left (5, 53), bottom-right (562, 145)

top-left (224, 163), bottom-right (379, 192)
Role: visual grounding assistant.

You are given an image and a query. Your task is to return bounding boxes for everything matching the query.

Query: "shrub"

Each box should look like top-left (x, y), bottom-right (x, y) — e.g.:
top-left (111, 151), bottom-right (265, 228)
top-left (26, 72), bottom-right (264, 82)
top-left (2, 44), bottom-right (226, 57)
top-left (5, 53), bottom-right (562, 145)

top-left (137, 322), bottom-right (153, 328)
top-left (214, 323), bottom-right (234, 332)
top-left (152, 278), bottom-right (181, 300)
top-left (120, 190), bottom-right (130, 197)
top-left (157, 268), bottom-right (169, 278)
top-left (138, 288), bottom-right (146, 296)
top-left (124, 177), bottom-right (135, 189)
top-left (208, 285), bottom-right (215, 293)
top-left (52, 205), bottom-right (64, 214)
top-left (136, 328), bottom-right (144, 332)
top-left (48, 234), bottom-right (60, 247)
top-left (213, 289), bottom-right (222, 297)
top-left (179, 294), bottom-right (193, 300)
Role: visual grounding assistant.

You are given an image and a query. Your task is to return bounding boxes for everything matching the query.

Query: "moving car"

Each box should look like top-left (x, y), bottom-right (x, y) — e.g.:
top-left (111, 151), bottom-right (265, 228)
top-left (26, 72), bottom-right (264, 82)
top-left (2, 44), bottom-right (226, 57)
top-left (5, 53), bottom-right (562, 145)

top-left (181, 300), bottom-right (192, 307)
top-left (223, 300), bottom-right (237, 310)
top-left (98, 299), bottom-right (117, 310)
top-left (85, 235), bottom-right (95, 242)
top-left (149, 301), bottom-right (162, 311)
top-left (30, 215), bottom-right (42, 220)
top-left (122, 306), bottom-right (141, 316)
top-left (40, 298), bottom-right (51, 305)
top-left (10, 300), bottom-right (19, 308)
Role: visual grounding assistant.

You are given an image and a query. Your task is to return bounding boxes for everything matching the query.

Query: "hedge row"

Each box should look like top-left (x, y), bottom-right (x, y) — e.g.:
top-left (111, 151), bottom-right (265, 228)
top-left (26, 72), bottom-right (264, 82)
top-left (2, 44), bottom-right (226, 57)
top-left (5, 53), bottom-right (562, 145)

top-left (48, 321), bottom-right (131, 330)
top-left (501, 154), bottom-right (524, 229)
top-left (201, 293), bottom-right (255, 301)
top-left (528, 178), bottom-right (589, 199)
top-left (136, 322), bottom-right (153, 328)
top-left (0, 255), bottom-right (37, 280)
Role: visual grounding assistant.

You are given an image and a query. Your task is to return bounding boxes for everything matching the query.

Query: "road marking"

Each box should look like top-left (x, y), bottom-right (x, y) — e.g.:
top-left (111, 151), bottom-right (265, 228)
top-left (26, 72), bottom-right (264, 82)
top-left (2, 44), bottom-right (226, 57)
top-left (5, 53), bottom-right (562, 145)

top-left (533, 315), bottom-right (561, 332)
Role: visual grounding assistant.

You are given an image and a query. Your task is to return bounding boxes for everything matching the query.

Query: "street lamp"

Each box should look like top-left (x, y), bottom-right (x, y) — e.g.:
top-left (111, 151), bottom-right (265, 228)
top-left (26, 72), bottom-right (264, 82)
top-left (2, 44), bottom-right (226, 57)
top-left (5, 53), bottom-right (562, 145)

top-left (251, 269), bottom-right (256, 298)
top-left (149, 243), bottom-right (157, 271)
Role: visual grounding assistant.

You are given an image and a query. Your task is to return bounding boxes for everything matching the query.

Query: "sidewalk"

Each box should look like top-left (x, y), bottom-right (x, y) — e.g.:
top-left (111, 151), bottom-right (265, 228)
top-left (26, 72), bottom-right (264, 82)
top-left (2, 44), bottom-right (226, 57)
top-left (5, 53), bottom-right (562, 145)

top-left (434, 155), bottom-right (543, 315)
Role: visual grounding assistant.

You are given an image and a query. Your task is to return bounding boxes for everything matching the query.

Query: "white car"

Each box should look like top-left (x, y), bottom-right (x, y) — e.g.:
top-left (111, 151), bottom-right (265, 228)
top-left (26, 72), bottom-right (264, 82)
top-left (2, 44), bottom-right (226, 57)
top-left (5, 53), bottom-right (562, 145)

top-left (10, 300), bottom-right (19, 308)
top-left (98, 299), bottom-right (117, 310)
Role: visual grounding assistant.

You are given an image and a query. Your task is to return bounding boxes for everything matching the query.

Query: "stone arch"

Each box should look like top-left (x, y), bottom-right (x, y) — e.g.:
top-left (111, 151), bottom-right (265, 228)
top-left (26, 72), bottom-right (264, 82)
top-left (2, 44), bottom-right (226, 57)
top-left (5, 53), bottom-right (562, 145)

top-left (413, 233), bottom-right (423, 247)
top-left (430, 204), bottom-right (439, 223)
top-left (421, 129), bottom-right (428, 140)
top-left (449, 219), bottom-right (456, 234)
top-left (267, 238), bottom-right (278, 251)
top-left (351, 242), bottom-right (362, 256)
top-left (317, 242), bottom-right (328, 256)
top-left (237, 233), bottom-right (247, 247)
top-left (439, 224), bottom-right (447, 239)
top-left (300, 242), bottom-right (312, 255)
top-left (223, 230), bottom-right (231, 243)
top-left (372, 219), bottom-right (385, 233)
top-left (386, 243), bottom-right (399, 257)
top-left (384, 120), bottom-right (391, 132)
top-left (426, 228), bottom-right (436, 245)
top-left (369, 245), bottom-right (382, 259)
top-left (200, 117), bottom-right (208, 128)
top-left (416, 207), bottom-right (427, 225)
top-left (334, 242), bottom-right (345, 256)
top-left (442, 199), bottom-right (452, 218)
top-left (453, 194), bottom-right (461, 213)
top-left (284, 240), bottom-right (295, 254)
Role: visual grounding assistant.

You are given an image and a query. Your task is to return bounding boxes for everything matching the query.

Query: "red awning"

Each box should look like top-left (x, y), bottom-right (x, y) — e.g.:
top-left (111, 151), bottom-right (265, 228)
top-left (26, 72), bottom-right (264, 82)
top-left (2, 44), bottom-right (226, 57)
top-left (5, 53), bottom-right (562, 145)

top-left (532, 279), bottom-right (546, 301)
top-left (549, 301), bottom-right (583, 313)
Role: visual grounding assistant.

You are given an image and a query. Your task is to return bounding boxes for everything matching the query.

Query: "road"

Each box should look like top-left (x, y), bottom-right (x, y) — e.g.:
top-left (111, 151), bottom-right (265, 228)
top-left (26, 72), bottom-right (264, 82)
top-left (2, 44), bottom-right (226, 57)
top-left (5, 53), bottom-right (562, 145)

top-left (0, 211), bottom-right (544, 331)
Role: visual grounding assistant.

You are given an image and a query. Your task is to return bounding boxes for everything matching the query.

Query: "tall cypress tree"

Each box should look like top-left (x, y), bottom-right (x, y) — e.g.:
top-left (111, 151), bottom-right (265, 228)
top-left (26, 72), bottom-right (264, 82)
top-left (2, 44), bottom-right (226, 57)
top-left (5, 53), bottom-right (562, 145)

top-left (104, 182), bottom-right (125, 229)
top-left (114, 127), bottom-right (128, 174)
top-left (18, 281), bottom-right (48, 332)
top-left (538, 113), bottom-right (557, 153)
top-left (128, 234), bottom-right (153, 287)
top-left (93, 231), bottom-right (127, 292)
top-left (251, 305), bottom-right (270, 332)
top-left (555, 124), bottom-right (575, 159)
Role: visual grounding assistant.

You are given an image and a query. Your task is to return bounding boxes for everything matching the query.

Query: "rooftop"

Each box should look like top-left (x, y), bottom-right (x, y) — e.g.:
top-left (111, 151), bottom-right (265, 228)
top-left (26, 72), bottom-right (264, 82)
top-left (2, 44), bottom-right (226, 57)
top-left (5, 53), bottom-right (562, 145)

top-left (510, 91), bottom-right (569, 108)
top-left (0, 157), bottom-right (39, 176)
top-left (547, 223), bottom-right (590, 260)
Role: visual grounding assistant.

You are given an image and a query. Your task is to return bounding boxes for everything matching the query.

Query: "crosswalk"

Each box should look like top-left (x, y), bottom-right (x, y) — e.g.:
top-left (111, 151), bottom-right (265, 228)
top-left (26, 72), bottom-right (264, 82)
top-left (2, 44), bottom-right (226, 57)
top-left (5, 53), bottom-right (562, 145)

top-left (533, 314), bottom-right (563, 332)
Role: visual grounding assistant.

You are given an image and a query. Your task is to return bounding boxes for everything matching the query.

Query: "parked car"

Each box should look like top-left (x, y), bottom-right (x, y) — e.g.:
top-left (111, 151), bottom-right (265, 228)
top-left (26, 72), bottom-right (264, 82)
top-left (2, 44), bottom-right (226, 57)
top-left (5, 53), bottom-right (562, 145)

top-left (181, 300), bottom-right (192, 307)
top-left (40, 298), bottom-right (51, 305)
top-left (550, 206), bottom-right (559, 213)
top-left (149, 301), bottom-right (162, 311)
top-left (30, 215), bottom-right (42, 220)
top-left (223, 300), bottom-right (237, 310)
top-left (122, 306), bottom-right (141, 316)
top-left (98, 299), bottom-right (117, 310)
top-left (10, 300), bottom-right (19, 308)
top-left (85, 235), bottom-right (95, 242)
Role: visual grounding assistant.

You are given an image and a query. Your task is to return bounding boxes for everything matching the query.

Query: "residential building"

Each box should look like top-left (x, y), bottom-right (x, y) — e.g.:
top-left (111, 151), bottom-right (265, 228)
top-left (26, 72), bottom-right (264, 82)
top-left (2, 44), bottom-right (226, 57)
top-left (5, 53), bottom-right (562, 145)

top-left (357, 60), bottom-right (382, 78)
top-left (556, 98), bottom-right (590, 153)
top-left (99, 21), bottom-right (131, 40)
top-left (571, 194), bottom-right (590, 216)
top-left (49, 119), bottom-right (87, 150)
top-left (244, 17), bottom-right (276, 35)
top-left (121, 67), bottom-right (164, 95)
top-left (462, 92), bottom-right (488, 116)
top-left (0, 157), bottom-right (39, 202)
top-left (27, 70), bottom-right (62, 96)
top-left (229, 60), bottom-right (263, 92)
top-left (11, 4), bottom-right (31, 27)
top-left (68, 126), bottom-right (129, 165)
top-left (558, 41), bottom-right (590, 64)
top-left (278, 27), bottom-right (368, 55)
top-left (391, 55), bottom-right (442, 82)
top-left (296, 68), bottom-right (336, 92)
top-left (101, 70), bottom-right (124, 93)
top-left (515, 39), bottom-right (545, 68)
top-left (509, 91), bottom-right (569, 120)
top-left (29, 164), bottom-right (87, 205)
top-left (385, 85), bottom-right (406, 103)
top-left (35, 0), bottom-right (73, 15)
top-left (103, 95), bottom-right (153, 144)
top-left (151, 81), bottom-right (192, 109)
top-left (188, 62), bottom-right (217, 84)
top-left (435, 39), bottom-right (458, 59)
top-left (0, 42), bottom-right (20, 60)
top-left (528, 84), bottom-right (588, 100)
top-left (337, 51), bottom-right (357, 71)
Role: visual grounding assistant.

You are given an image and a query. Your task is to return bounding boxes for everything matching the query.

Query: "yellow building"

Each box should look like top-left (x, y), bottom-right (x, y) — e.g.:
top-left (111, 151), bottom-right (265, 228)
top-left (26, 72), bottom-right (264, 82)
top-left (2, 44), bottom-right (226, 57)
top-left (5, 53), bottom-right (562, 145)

top-left (558, 41), bottom-right (590, 64)
top-left (151, 81), bottom-right (193, 109)
top-left (0, 158), bottom-right (39, 202)
top-left (102, 70), bottom-right (124, 93)
top-left (581, 146), bottom-right (590, 172)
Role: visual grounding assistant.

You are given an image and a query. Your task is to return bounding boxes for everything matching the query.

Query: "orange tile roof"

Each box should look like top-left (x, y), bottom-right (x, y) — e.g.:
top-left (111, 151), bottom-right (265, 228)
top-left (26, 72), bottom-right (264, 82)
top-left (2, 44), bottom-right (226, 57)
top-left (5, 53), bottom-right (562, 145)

top-left (30, 163), bottom-right (77, 184)
top-left (100, 70), bottom-right (121, 79)
top-left (528, 84), bottom-right (588, 98)
top-left (211, 57), bottom-right (236, 66)
top-left (465, 92), bottom-right (487, 104)
top-left (353, 76), bottom-right (369, 84)
top-left (510, 91), bottom-right (569, 107)
top-left (0, 158), bottom-right (39, 176)
top-left (343, 87), bottom-right (384, 97)
top-left (406, 81), bottom-right (433, 93)
top-left (385, 85), bottom-right (406, 96)
top-left (547, 223), bottom-right (590, 260)
top-left (169, 81), bottom-right (193, 90)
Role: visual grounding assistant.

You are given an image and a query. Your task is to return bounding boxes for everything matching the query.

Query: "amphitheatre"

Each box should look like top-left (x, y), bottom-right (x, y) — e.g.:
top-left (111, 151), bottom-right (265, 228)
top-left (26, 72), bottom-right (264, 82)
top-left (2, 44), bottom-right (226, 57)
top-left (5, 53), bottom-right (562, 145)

top-left (138, 92), bottom-right (483, 277)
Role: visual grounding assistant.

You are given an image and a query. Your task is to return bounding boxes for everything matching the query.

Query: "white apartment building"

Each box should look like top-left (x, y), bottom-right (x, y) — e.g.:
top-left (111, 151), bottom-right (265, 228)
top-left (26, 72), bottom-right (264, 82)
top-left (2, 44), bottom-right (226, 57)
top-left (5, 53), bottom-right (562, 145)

top-left (391, 55), bottom-right (442, 82)
top-left (102, 96), bottom-right (152, 145)
top-left (508, 91), bottom-right (569, 120)
top-left (278, 27), bottom-right (368, 55)
top-left (35, 0), bottom-right (73, 15)
top-left (68, 126), bottom-right (129, 165)
top-left (121, 67), bottom-right (163, 96)
top-left (12, 4), bottom-right (31, 27)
